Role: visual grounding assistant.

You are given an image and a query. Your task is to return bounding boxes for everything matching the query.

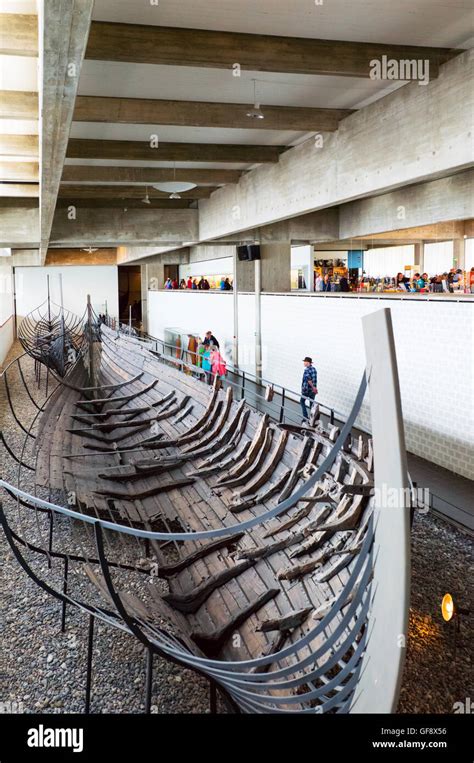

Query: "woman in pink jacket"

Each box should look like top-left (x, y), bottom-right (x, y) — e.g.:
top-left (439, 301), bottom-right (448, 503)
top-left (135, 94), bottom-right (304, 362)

top-left (210, 348), bottom-right (227, 386)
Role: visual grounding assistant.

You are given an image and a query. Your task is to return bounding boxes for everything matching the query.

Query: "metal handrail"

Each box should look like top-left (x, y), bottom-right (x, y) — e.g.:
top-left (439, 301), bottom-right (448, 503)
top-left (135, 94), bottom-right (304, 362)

top-left (108, 320), bottom-right (358, 431)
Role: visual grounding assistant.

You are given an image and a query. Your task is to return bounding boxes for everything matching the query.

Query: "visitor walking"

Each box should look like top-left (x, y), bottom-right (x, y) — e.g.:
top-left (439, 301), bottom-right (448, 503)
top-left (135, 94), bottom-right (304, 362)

top-left (210, 347), bottom-right (227, 388)
top-left (300, 356), bottom-right (317, 420)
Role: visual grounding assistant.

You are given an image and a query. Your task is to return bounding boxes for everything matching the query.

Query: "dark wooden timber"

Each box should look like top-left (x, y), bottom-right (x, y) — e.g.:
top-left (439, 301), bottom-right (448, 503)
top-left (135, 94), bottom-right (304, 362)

top-left (191, 588), bottom-right (279, 657)
top-left (162, 560), bottom-right (255, 614)
top-left (256, 606), bottom-right (313, 633)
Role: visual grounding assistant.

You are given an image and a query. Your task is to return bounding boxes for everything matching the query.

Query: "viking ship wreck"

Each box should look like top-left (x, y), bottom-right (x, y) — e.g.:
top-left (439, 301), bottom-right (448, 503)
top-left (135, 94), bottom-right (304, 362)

top-left (0, 299), bottom-right (411, 714)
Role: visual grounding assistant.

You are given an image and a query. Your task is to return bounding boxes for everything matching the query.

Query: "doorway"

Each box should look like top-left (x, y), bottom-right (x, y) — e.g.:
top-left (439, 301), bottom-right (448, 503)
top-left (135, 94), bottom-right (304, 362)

top-left (118, 265), bottom-right (142, 328)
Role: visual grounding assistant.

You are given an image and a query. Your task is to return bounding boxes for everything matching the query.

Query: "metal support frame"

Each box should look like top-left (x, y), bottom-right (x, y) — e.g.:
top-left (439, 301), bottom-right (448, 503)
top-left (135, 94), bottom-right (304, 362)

top-left (209, 681), bottom-right (218, 714)
top-left (61, 556), bottom-right (69, 632)
top-left (254, 257), bottom-right (262, 384)
top-left (47, 510), bottom-right (54, 569)
top-left (85, 614), bottom-right (95, 714)
top-left (279, 387), bottom-right (286, 423)
top-left (144, 648), bottom-right (153, 714)
top-left (233, 247), bottom-right (239, 370)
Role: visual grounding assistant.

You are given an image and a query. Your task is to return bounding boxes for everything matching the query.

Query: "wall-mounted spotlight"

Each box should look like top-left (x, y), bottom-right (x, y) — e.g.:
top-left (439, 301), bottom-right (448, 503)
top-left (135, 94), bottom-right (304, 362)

top-left (441, 593), bottom-right (469, 623)
top-left (441, 592), bottom-right (470, 661)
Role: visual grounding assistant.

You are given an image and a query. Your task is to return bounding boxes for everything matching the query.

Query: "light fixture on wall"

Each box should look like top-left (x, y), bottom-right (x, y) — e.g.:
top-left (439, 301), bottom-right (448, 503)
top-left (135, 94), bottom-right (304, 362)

top-left (246, 79), bottom-right (265, 120)
top-left (441, 593), bottom-right (469, 623)
top-left (81, 246), bottom-right (99, 254)
top-left (142, 186), bottom-right (151, 204)
top-left (153, 163), bottom-right (197, 198)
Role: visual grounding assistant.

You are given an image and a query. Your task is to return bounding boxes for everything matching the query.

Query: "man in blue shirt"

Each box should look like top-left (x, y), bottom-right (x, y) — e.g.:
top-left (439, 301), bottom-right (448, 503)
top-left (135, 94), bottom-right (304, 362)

top-left (300, 356), bottom-right (318, 420)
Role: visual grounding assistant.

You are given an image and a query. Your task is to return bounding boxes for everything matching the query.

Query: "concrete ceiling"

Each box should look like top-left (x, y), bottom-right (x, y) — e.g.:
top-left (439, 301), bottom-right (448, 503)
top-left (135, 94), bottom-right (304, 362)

top-left (29, 0), bottom-right (472, 254)
top-left (61, 1), bottom-right (472, 209)
top-left (91, 0), bottom-right (472, 47)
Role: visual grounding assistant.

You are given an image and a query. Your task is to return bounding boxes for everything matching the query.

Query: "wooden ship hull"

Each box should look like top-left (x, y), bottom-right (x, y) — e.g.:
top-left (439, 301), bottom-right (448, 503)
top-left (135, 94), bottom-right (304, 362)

top-left (0, 303), bottom-right (411, 714)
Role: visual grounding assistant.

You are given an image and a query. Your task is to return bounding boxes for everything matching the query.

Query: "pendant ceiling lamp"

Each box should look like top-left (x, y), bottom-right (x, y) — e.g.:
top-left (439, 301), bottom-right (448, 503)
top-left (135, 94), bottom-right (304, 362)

top-left (142, 186), bottom-right (151, 204)
top-left (246, 79), bottom-right (265, 120)
top-left (153, 164), bottom-right (197, 198)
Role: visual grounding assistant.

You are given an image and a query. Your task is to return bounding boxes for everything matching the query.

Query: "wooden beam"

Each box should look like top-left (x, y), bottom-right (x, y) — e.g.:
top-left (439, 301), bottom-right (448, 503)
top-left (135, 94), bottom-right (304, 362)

top-left (0, 14), bottom-right (38, 57)
top-left (85, 22), bottom-right (455, 78)
top-left (0, 134), bottom-right (39, 157)
top-left (58, 184), bottom-right (217, 199)
top-left (45, 248), bottom-right (117, 266)
top-left (0, 162), bottom-right (39, 181)
top-left (0, 91), bottom-right (38, 120)
top-left (0, 183), bottom-right (39, 197)
top-left (55, 197), bottom-right (193, 209)
top-left (61, 165), bottom-right (242, 184)
top-left (0, 197), bottom-right (38, 208)
top-left (66, 139), bottom-right (283, 163)
top-left (73, 95), bottom-right (353, 131)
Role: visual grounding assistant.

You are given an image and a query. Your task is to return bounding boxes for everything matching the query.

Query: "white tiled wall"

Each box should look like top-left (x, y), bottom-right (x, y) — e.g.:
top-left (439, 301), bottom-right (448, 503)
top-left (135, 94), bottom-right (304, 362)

top-left (148, 290), bottom-right (474, 479)
top-left (15, 266), bottom-right (119, 321)
top-left (0, 265), bottom-right (14, 366)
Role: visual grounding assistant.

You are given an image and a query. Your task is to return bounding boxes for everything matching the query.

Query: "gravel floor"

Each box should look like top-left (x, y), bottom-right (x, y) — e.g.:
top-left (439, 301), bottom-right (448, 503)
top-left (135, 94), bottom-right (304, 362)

top-left (1, 343), bottom-right (472, 714)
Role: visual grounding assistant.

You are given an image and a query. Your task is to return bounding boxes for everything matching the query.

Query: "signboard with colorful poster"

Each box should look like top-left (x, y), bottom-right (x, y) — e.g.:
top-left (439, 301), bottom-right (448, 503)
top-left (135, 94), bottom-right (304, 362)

top-left (348, 250), bottom-right (364, 270)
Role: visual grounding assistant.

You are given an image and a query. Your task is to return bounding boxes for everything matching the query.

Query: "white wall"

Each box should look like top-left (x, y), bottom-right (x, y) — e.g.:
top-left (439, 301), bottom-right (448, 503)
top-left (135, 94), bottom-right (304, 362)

top-left (179, 257), bottom-right (233, 281)
top-left (148, 289), bottom-right (473, 479)
top-left (15, 266), bottom-right (119, 321)
top-left (424, 241), bottom-right (454, 273)
top-left (148, 290), bottom-right (256, 373)
top-left (0, 264), bottom-right (14, 366)
top-left (465, 239), bottom-right (474, 271)
top-left (363, 245), bottom-right (415, 277)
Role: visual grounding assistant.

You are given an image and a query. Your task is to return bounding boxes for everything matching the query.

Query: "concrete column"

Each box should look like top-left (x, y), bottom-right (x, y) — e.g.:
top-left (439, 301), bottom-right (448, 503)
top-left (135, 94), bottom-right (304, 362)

top-left (453, 238), bottom-right (466, 270)
top-left (235, 253), bottom-right (255, 291)
top-left (140, 265), bottom-right (148, 333)
top-left (233, 248), bottom-right (239, 368)
top-left (261, 243), bottom-right (291, 292)
top-left (255, 258), bottom-right (262, 382)
top-left (144, 262), bottom-right (165, 333)
top-left (414, 242), bottom-right (424, 273)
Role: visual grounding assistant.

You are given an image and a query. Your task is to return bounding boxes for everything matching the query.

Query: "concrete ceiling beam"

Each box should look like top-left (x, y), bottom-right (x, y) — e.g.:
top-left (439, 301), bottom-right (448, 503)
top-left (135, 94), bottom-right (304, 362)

top-left (85, 21), bottom-right (455, 78)
top-left (61, 166), bottom-right (242, 185)
top-left (73, 95), bottom-right (353, 132)
top-left (49, 207), bottom-right (199, 247)
top-left (67, 138), bottom-right (283, 164)
top-left (0, 14), bottom-right (38, 57)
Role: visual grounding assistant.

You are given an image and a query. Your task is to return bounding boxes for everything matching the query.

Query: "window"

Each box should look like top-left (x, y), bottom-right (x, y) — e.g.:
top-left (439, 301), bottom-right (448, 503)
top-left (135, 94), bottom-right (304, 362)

top-left (465, 239), bottom-right (474, 270)
top-left (424, 241), bottom-right (453, 274)
top-left (363, 245), bottom-right (414, 277)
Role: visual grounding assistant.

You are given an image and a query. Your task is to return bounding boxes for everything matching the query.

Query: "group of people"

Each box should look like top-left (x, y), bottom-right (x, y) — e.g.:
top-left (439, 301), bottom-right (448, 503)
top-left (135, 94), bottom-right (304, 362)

top-left (396, 268), bottom-right (474, 293)
top-left (164, 276), bottom-right (233, 291)
top-left (315, 272), bottom-right (350, 292)
top-left (313, 267), bottom-right (474, 294)
top-left (187, 330), bottom-right (227, 385)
